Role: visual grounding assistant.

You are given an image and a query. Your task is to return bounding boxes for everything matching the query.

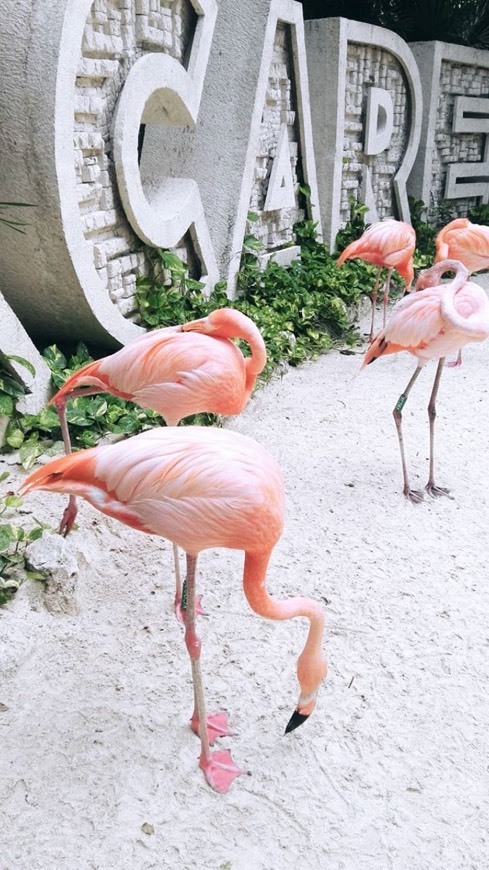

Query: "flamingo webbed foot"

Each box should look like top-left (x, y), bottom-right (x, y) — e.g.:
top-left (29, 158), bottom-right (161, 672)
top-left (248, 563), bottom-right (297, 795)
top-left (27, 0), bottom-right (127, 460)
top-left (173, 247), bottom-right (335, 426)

top-left (446, 359), bottom-right (462, 368)
top-left (190, 711), bottom-right (234, 745)
top-left (403, 487), bottom-right (425, 504)
top-left (199, 749), bottom-right (250, 793)
top-left (425, 483), bottom-right (454, 500)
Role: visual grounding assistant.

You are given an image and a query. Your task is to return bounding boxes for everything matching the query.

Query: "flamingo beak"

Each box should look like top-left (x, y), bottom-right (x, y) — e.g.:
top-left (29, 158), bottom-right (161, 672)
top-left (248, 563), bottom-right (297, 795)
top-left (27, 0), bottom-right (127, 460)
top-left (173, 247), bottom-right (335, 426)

top-left (285, 709), bottom-right (310, 735)
top-left (182, 317), bottom-right (208, 333)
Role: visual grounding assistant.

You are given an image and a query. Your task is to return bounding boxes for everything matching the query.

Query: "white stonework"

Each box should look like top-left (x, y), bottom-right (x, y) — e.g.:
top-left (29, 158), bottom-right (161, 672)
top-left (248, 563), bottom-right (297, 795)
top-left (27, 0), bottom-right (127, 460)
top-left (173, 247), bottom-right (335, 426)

top-left (305, 18), bottom-right (422, 250)
top-left (409, 41), bottom-right (489, 216)
top-left (227, 0), bottom-right (322, 291)
top-left (364, 87), bottom-right (394, 156)
top-left (0, 292), bottom-right (52, 413)
top-left (0, 0), bottom-right (216, 348)
top-left (142, 0), bottom-right (321, 296)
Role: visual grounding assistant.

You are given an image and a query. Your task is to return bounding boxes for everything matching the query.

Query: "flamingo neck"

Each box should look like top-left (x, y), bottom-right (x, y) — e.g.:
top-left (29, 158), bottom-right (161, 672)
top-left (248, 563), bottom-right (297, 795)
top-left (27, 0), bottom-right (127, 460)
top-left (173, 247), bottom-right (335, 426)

top-left (240, 324), bottom-right (267, 377)
top-left (243, 552), bottom-right (327, 699)
top-left (435, 261), bottom-right (489, 339)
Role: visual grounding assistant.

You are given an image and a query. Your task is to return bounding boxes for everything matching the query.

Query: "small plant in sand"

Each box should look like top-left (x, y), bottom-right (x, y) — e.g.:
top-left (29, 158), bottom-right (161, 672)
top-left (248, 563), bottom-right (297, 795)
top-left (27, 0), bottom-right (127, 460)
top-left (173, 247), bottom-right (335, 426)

top-left (0, 472), bottom-right (50, 606)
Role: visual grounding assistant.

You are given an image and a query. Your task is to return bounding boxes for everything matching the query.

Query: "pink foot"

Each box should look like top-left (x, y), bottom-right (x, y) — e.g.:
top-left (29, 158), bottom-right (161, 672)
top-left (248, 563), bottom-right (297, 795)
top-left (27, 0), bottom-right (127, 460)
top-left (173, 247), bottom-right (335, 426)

top-left (446, 350), bottom-right (463, 368)
top-left (199, 749), bottom-right (249, 793)
top-left (58, 502), bottom-right (78, 537)
top-left (190, 711), bottom-right (233, 745)
top-left (175, 594), bottom-right (206, 624)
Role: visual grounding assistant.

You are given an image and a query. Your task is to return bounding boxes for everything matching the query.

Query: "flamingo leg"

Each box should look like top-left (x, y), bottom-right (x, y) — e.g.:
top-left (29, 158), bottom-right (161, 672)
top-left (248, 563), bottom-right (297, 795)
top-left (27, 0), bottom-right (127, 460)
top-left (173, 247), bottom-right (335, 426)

top-left (382, 267), bottom-right (394, 328)
top-left (174, 546), bottom-right (206, 623)
top-left (369, 268), bottom-right (382, 343)
top-left (426, 358), bottom-right (453, 498)
top-left (55, 387), bottom-right (105, 536)
top-left (55, 397), bottom-right (78, 537)
top-left (183, 554), bottom-right (246, 792)
top-left (392, 365), bottom-right (425, 503)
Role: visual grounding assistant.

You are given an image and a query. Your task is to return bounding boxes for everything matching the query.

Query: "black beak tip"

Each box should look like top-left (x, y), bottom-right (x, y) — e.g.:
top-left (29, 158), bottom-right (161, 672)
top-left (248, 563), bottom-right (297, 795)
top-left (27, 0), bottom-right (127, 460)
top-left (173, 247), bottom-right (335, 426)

top-left (284, 710), bottom-right (310, 735)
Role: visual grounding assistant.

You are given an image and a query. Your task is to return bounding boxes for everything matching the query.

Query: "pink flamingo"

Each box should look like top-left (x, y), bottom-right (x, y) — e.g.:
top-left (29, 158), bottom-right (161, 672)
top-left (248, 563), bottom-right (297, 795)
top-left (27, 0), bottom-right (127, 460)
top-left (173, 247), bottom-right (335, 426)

top-left (363, 259), bottom-right (489, 502)
top-left (337, 219), bottom-right (416, 341)
top-left (435, 217), bottom-right (489, 366)
top-left (49, 308), bottom-right (267, 618)
top-left (19, 426), bottom-right (327, 794)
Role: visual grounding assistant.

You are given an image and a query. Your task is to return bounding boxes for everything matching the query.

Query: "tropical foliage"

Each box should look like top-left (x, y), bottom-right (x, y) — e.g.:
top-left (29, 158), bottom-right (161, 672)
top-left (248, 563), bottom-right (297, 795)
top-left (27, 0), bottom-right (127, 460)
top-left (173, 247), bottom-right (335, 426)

top-left (299, 0), bottom-right (489, 49)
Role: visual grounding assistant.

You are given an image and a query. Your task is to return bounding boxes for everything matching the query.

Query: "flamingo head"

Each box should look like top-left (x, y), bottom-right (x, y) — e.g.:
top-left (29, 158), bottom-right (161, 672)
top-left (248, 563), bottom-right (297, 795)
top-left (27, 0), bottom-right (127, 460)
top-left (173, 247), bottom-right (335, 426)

top-left (285, 644), bottom-right (328, 734)
top-left (182, 308), bottom-right (253, 339)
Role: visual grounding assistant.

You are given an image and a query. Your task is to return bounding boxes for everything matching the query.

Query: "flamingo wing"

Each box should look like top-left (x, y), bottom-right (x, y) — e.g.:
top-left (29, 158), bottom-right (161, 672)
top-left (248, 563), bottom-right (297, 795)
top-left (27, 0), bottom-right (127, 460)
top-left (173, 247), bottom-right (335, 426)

top-left (20, 428), bottom-right (285, 556)
top-left (436, 220), bottom-right (489, 272)
top-left (383, 287), bottom-right (444, 348)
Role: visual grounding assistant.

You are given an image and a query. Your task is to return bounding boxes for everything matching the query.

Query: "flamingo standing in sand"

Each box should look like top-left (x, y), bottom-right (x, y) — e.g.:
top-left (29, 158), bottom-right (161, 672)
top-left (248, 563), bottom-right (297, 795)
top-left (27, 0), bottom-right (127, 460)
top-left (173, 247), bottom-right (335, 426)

top-left (337, 219), bottom-right (416, 341)
top-left (435, 217), bottom-right (489, 367)
top-left (50, 308), bottom-right (266, 617)
top-left (19, 426), bottom-right (327, 793)
top-left (362, 259), bottom-right (489, 502)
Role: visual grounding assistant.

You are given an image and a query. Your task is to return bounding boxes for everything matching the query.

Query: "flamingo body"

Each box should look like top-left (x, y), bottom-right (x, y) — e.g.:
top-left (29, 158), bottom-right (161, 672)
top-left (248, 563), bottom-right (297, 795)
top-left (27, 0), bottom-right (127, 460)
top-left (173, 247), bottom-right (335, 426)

top-left (337, 219), bottom-right (416, 285)
top-left (363, 277), bottom-right (489, 367)
top-left (337, 219), bottom-right (416, 340)
top-left (29, 427), bottom-right (285, 554)
top-left (49, 307), bottom-right (267, 605)
top-left (51, 308), bottom-right (267, 426)
top-left (20, 426), bottom-right (327, 792)
top-left (435, 218), bottom-right (489, 274)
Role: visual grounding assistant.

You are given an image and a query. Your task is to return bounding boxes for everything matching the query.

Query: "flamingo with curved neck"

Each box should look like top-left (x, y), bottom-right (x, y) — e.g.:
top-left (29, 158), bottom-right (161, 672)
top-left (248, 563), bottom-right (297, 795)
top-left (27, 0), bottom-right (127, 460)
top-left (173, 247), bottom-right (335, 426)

top-left (363, 259), bottom-right (489, 502)
top-left (19, 425), bottom-right (327, 793)
top-left (48, 307), bottom-right (266, 620)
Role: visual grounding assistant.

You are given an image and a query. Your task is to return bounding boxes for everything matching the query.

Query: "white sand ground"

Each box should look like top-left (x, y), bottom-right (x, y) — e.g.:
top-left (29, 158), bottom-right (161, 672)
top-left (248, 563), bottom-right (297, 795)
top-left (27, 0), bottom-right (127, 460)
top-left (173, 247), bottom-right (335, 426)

top-left (1, 312), bottom-right (489, 870)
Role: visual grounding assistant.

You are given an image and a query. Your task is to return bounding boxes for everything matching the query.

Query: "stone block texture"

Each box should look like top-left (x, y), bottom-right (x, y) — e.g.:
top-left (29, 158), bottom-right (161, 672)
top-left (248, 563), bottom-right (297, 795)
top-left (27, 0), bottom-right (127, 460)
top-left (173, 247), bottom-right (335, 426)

top-left (341, 41), bottom-right (410, 225)
top-left (75, 0), bottom-right (197, 322)
top-left (246, 21), bottom-right (305, 251)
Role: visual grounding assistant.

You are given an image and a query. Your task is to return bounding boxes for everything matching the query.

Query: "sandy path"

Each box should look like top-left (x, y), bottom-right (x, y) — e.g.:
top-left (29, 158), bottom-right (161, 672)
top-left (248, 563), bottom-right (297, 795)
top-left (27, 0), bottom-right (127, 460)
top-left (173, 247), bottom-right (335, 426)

top-left (1, 315), bottom-right (489, 870)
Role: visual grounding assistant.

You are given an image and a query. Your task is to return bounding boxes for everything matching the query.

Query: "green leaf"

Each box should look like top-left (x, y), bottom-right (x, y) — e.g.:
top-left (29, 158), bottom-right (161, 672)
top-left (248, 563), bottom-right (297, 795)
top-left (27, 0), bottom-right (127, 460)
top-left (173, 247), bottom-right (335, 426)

top-left (38, 406), bottom-right (60, 431)
top-left (0, 526), bottom-right (15, 551)
top-left (42, 345), bottom-right (67, 371)
top-left (5, 355), bottom-right (36, 377)
top-left (7, 552), bottom-right (24, 564)
top-left (26, 526), bottom-right (44, 542)
top-left (1, 577), bottom-right (20, 589)
top-left (243, 235), bottom-right (263, 251)
top-left (247, 211), bottom-right (260, 222)
top-left (66, 404), bottom-right (91, 426)
top-left (161, 251), bottom-right (187, 274)
top-left (24, 569), bottom-right (48, 581)
top-left (87, 397), bottom-right (108, 419)
top-left (6, 428), bottom-right (24, 449)
top-left (0, 471), bottom-right (10, 483)
top-left (0, 374), bottom-right (25, 398)
top-left (4, 494), bottom-right (23, 509)
top-left (112, 413), bottom-right (140, 434)
top-left (75, 430), bottom-right (99, 448)
top-left (19, 439), bottom-right (42, 470)
top-left (0, 395), bottom-right (14, 416)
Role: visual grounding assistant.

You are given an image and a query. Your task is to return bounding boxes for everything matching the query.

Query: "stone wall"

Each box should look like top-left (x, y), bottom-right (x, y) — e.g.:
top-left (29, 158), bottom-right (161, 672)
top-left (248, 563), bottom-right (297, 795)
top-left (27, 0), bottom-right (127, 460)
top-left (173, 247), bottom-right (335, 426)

top-left (430, 59), bottom-right (489, 216)
top-left (247, 21), bottom-right (305, 250)
top-left (75, 0), bottom-right (196, 324)
top-left (341, 42), bottom-right (410, 224)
